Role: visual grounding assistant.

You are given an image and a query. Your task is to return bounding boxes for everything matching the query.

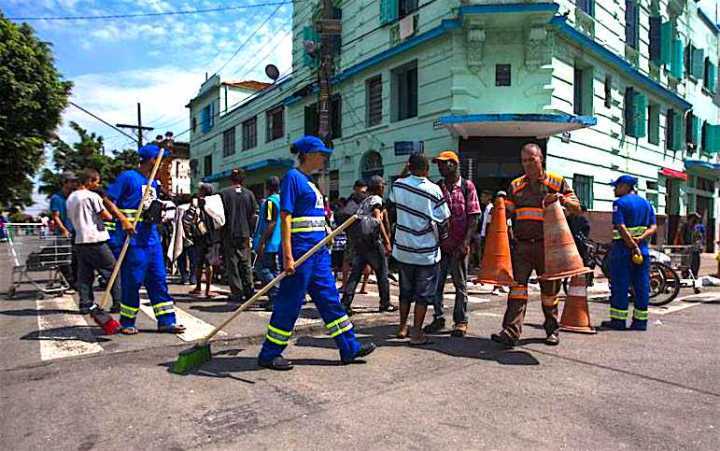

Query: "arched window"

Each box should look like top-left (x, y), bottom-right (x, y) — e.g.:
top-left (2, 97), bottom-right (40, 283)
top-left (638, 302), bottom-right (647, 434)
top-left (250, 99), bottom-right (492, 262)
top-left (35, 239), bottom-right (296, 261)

top-left (360, 151), bottom-right (383, 180)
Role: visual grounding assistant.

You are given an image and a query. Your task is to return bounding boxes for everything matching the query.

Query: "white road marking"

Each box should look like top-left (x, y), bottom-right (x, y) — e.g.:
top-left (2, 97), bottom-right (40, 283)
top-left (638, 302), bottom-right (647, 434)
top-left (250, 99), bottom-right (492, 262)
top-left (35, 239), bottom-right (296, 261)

top-left (137, 303), bottom-right (225, 342)
top-left (36, 295), bottom-right (103, 361)
top-left (648, 295), bottom-right (719, 315)
top-left (473, 312), bottom-right (503, 318)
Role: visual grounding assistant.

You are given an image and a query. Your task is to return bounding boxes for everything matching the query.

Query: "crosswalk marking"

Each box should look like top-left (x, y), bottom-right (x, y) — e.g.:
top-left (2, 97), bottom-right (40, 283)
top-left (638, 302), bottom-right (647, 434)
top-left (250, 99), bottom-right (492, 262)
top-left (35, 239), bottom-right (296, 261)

top-left (137, 302), bottom-right (225, 342)
top-left (36, 295), bottom-right (103, 361)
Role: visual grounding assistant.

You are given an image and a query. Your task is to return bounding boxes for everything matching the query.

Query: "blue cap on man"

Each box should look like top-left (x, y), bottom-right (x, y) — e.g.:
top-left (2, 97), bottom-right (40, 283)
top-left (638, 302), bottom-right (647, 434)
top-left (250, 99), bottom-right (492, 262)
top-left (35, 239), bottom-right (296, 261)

top-left (610, 174), bottom-right (638, 187)
top-left (291, 136), bottom-right (333, 155)
top-left (137, 144), bottom-right (171, 160)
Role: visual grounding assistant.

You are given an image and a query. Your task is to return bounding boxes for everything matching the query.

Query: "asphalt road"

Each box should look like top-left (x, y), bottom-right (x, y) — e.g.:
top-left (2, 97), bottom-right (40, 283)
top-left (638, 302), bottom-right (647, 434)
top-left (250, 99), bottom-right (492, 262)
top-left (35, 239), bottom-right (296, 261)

top-left (1, 284), bottom-right (718, 450)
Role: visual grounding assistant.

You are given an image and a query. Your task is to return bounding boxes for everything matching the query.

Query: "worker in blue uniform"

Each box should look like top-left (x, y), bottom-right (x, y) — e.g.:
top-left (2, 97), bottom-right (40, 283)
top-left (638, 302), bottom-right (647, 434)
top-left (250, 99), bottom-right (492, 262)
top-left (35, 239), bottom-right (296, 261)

top-left (603, 175), bottom-right (657, 331)
top-left (107, 144), bottom-right (186, 335)
top-left (257, 136), bottom-right (376, 370)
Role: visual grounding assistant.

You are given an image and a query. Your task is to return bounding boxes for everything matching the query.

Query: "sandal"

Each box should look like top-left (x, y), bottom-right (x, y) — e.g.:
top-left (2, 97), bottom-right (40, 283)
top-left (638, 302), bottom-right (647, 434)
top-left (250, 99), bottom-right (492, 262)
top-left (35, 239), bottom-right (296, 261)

top-left (189, 288), bottom-right (203, 295)
top-left (204, 291), bottom-right (220, 298)
top-left (158, 324), bottom-right (186, 334)
top-left (120, 327), bottom-right (139, 335)
top-left (395, 327), bottom-right (409, 339)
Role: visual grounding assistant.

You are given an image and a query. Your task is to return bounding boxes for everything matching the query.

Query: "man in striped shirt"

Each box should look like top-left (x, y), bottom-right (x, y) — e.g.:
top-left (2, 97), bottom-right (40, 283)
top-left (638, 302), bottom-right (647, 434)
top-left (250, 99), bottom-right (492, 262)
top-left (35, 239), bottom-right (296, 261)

top-left (388, 153), bottom-right (451, 345)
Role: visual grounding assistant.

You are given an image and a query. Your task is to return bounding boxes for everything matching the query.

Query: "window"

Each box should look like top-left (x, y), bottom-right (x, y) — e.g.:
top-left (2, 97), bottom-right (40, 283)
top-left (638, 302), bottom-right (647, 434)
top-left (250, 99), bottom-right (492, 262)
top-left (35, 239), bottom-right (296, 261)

top-left (242, 117), bottom-right (257, 150)
top-left (572, 174), bottom-right (594, 209)
top-left (265, 106), bottom-right (284, 142)
top-left (702, 121), bottom-right (720, 153)
top-left (399, 0), bottom-right (419, 18)
top-left (304, 96), bottom-right (342, 138)
top-left (495, 64), bottom-right (511, 86)
top-left (604, 75), bottom-right (612, 108)
top-left (366, 75), bottom-right (383, 127)
top-left (624, 1), bottom-right (639, 50)
top-left (666, 109), bottom-right (684, 151)
top-left (573, 65), bottom-right (593, 115)
top-left (192, 117), bottom-right (197, 132)
top-left (222, 127), bottom-right (236, 157)
top-left (392, 61), bottom-right (418, 121)
top-left (200, 102), bottom-right (215, 133)
top-left (203, 155), bottom-right (212, 177)
top-left (648, 103), bottom-right (660, 145)
top-left (685, 44), bottom-right (704, 79)
top-left (649, 16), bottom-right (662, 64)
top-left (624, 87), bottom-right (646, 138)
top-left (576, 0), bottom-right (593, 15)
top-left (686, 113), bottom-right (699, 151)
top-left (704, 57), bottom-right (717, 93)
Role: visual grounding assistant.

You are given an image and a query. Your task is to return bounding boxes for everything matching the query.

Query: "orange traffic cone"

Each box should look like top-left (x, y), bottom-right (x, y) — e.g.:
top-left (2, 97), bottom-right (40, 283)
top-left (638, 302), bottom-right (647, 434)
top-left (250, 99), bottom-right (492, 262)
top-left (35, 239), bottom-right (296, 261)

top-left (474, 197), bottom-right (513, 286)
top-left (560, 275), bottom-right (596, 334)
top-left (539, 201), bottom-right (591, 281)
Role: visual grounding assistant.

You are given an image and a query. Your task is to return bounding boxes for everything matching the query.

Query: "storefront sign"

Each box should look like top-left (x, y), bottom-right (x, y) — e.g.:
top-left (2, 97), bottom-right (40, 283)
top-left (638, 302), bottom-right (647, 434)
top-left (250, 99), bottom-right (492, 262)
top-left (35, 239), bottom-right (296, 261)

top-left (394, 141), bottom-right (424, 156)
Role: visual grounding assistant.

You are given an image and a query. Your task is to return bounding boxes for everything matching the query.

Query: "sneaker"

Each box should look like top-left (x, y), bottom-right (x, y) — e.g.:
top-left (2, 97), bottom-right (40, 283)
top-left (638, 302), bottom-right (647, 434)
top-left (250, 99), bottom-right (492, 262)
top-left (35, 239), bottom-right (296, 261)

top-left (78, 304), bottom-right (93, 315)
top-left (491, 331), bottom-right (518, 348)
top-left (545, 332), bottom-right (560, 346)
top-left (342, 342), bottom-right (376, 364)
top-left (423, 317), bottom-right (445, 334)
top-left (258, 356), bottom-right (294, 371)
top-left (379, 303), bottom-right (398, 313)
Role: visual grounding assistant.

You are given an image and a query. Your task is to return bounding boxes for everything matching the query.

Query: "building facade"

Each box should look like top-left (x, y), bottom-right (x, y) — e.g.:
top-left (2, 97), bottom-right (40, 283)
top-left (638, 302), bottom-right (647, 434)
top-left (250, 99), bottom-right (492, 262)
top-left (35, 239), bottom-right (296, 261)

top-left (188, 0), bottom-right (720, 249)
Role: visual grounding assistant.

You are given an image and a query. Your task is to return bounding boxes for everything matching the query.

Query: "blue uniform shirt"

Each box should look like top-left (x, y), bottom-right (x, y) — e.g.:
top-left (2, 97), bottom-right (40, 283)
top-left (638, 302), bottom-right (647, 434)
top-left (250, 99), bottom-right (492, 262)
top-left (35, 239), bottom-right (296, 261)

top-left (49, 192), bottom-right (74, 234)
top-left (107, 169), bottom-right (160, 247)
top-left (612, 193), bottom-right (656, 250)
top-left (281, 169), bottom-right (327, 249)
top-left (253, 193), bottom-right (282, 253)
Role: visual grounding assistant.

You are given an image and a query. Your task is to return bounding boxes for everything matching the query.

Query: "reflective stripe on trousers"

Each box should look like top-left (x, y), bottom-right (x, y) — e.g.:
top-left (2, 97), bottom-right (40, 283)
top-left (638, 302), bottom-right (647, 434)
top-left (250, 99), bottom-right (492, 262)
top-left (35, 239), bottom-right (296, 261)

top-left (326, 314), bottom-right (353, 338)
top-left (265, 324), bottom-right (292, 346)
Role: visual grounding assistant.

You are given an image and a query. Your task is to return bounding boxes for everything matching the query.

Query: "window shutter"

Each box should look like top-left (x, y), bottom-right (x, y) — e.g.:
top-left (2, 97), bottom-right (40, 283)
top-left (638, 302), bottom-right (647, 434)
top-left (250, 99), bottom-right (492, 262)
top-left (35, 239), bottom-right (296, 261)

top-left (702, 121), bottom-right (710, 151)
top-left (303, 26), bottom-right (319, 68)
top-left (649, 16), bottom-right (661, 64)
top-left (200, 107), bottom-right (209, 133)
top-left (691, 115), bottom-right (700, 147)
top-left (672, 111), bottom-right (684, 151)
top-left (709, 125), bottom-right (720, 153)
top-left (692, 48), bottom-right (704, 79)
top-left (624, 88), bottom-right (635, 135)
top-left (660, 22), bottom-right (672, 66)
top-left (671, 38), bottom-right (683, 78)
top-left (632, 92), bottom-right (647, 138)
top-left (380, 0), bottom-right (398, 25)
top-left (707, 62), bottom-right (717, 93)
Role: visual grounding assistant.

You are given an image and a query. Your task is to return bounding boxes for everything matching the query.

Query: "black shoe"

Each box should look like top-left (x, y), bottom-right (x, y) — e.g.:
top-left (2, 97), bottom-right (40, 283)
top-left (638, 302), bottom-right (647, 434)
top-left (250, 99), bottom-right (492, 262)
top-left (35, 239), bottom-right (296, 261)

top-left (545, 332), bottom-right (560, 346)
top-left (342, 342), bottom-right (376, 364)
top-left (79, 304), bottom-right (93, 315)
top-left (423, 317), bottom-right (445, 334)
top-left (258, 356), bottom-right (294, 371)
top-left (491, 331), bottom-right (518, 348)
top-left (599, 320), bottom-right (627, 331)
top-left (379, 304), bottom-right (398, 313)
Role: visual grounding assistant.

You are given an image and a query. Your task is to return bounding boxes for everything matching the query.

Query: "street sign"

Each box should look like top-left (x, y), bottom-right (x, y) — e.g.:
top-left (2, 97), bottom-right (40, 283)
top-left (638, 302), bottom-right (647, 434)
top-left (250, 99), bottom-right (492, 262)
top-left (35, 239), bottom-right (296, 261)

top-left (394, 141), bottom-right (424, 156)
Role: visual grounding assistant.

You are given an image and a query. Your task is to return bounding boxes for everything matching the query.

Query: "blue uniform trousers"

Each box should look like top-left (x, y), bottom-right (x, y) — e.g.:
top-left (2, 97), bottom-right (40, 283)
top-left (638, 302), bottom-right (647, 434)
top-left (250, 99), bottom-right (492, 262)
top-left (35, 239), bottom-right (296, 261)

top-left (259, 248), bottom-right (361, 362)
top-left (609, 242), bottom-right (650, 329)
top-left (115, 243), bottom-right (177, 328)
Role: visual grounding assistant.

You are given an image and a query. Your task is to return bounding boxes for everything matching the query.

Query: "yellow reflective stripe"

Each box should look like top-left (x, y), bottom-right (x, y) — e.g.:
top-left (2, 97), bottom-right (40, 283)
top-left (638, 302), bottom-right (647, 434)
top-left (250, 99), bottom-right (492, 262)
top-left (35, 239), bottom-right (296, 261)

top-left (633, 309), bottom-right (648, 320)
top-left (120, 304), bottom-right (139, 318)
top-left (265, 334), bottom-right (288, 346)
top-left (329, 322), bottom-right (353, 338)
top-left (610, 307), bottom-right (628, 320)
top-left (153, 302), bottom-right (174, 316)
top-left (325, 315), bottom-right (350, 330)
top-left (266, 201), bottom-right (273, 221)
top-left (613, 226), bottom-right (648, 240)
top-left (268, 324), bottom-right (292, 337)
top-left (290, 216), bottom-right (326, 233)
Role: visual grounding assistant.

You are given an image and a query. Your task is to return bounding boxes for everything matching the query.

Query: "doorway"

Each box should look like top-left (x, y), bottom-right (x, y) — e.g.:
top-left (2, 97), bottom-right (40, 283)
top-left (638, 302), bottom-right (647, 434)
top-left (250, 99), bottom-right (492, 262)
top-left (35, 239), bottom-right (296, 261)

top-left (458, 137), bottom-right (547, 194)
top-left (696, 194), bottom-right (715, 253)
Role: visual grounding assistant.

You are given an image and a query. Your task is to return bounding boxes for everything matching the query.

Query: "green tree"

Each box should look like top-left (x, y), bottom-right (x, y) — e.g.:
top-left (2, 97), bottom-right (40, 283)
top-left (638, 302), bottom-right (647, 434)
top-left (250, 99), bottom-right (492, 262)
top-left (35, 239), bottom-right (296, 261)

top-left (39, 121), bottom-right (139, 196)
top-left (0, 13), bottom-right (72, 208)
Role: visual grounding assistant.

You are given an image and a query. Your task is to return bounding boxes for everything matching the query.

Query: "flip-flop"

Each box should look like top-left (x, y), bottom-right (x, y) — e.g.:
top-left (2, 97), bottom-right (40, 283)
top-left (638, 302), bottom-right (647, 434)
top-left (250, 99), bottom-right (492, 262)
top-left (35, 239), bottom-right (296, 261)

top-left (158, 324), bottom-right (186, 334)
top-left (395, 327), bottom-right (409, 339)
top-left (120, 327), bottom-right (139, 335)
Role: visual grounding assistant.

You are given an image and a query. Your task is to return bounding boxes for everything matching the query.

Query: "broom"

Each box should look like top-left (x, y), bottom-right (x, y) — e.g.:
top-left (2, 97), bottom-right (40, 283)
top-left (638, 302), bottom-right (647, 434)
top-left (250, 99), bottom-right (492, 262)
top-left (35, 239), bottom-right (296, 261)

top-left (170, 214), bottom-right (358, 375)
top-left (90, 147), bottom-right (167, 335)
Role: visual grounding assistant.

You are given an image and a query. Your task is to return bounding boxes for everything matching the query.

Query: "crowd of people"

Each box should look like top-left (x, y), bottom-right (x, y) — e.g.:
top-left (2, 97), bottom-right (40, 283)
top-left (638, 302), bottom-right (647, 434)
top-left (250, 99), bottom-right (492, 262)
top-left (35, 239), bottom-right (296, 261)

top-left (21, 131), bottom-right (718, 370)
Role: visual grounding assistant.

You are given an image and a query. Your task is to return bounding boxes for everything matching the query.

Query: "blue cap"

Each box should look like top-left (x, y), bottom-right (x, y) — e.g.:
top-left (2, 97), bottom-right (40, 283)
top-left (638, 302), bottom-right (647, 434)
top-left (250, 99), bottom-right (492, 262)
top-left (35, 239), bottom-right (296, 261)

top-left (138, 144), bottom-right (170, 160)
top-left (291, 136), bottom-right (332, 155)
top-left (610, 175), bottom-right (638, 187)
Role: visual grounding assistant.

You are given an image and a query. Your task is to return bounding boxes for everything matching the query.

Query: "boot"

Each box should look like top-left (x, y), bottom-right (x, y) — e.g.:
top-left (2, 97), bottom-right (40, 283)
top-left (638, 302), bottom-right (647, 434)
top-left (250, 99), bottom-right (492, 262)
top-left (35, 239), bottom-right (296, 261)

top-left (423, 317), bottom-right (445, 333)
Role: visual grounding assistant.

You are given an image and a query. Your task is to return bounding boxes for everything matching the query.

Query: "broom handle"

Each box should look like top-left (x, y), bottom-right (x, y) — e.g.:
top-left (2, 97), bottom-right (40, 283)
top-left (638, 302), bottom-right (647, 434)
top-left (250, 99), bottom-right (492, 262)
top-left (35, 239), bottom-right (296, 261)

top-left (200, 214), bottom-right (358, 345)
top-left (98, 152), bottom-right (166, 310)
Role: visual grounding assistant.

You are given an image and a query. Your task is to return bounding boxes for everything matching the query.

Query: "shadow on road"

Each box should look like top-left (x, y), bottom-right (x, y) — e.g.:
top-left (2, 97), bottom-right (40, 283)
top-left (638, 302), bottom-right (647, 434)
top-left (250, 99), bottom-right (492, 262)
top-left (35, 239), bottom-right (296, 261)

top-left (295, 324), bottom-right (540, 366)
top-left (21, 325), bottom-right (111, 343)
top-left (0, 308), bottom-right (77, 317)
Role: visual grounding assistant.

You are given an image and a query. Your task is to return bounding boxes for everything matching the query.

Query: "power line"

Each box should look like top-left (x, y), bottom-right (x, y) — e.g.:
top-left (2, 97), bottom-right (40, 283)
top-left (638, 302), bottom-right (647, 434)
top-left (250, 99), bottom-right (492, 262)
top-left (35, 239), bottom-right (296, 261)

top-left (69, 102), bottom-right (138, 141)
top-left (8, 1), bottom-right (293, 21)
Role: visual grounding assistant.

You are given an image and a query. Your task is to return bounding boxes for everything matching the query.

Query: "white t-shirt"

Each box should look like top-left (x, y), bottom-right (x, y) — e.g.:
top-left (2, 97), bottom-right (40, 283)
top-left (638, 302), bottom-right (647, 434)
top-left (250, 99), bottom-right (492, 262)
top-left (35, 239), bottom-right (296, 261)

top-left (67, 189), bottom-right (110, 244)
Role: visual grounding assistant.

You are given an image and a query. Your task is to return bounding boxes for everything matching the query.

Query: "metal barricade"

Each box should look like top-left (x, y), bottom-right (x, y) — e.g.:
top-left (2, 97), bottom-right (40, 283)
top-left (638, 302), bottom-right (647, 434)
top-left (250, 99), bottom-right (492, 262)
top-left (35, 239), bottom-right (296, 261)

top-left (0, 223), bottom-right (72, 298)
top-left (656, 245), bottom-right (702, 293)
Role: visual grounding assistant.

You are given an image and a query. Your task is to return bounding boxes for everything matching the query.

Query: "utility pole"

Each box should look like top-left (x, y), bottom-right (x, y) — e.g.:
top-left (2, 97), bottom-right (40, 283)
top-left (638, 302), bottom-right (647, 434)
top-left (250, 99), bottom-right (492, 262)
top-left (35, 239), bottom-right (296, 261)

top-left (116, 102), bottom-right (154, 149)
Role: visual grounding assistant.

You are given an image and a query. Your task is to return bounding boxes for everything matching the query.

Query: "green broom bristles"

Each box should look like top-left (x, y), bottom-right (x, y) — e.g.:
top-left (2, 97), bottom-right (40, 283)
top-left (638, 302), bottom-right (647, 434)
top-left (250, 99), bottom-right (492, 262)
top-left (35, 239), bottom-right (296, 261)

top-left (170, 344), bottom-right (212, 375)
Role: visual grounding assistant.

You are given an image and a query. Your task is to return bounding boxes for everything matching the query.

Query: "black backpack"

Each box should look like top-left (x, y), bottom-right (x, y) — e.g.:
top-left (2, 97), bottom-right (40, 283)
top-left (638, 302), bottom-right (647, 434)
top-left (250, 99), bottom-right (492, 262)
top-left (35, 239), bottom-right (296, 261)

top-left (346, 196), bottom-right (382, 252)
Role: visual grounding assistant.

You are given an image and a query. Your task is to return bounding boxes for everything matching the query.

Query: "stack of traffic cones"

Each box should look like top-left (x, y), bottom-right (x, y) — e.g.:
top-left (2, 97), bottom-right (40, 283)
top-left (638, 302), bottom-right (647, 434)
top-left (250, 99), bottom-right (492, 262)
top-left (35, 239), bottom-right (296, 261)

top-left (560, 275), bottom-right (596, 334)
top-left (538, 200), bottom-right (591, 281)
top-left (474, 197), bottom-right (513, 286)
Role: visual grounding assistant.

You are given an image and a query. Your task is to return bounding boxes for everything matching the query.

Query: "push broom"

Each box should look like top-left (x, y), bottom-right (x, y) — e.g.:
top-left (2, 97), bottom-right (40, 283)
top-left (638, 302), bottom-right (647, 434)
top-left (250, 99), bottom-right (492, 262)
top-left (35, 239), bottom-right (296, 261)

top-left (170, 214), bottom-right (359, 375)
top-left (90, 147), bottom-right (167, 335)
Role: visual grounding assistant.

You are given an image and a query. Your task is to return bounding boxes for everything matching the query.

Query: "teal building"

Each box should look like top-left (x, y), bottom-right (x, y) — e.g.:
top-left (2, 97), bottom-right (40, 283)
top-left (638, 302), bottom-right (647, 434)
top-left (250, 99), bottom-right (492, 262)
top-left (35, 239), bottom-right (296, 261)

top-left (188, 0), bottom-right (720, 249)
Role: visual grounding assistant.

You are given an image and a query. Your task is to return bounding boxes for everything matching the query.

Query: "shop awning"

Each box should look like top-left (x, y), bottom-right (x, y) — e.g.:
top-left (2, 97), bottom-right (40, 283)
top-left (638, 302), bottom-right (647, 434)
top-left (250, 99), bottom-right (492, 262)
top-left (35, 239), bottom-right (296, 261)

top-left (660, 168), bottom-right (688, 181)
top-left (437, 113), bottom-right (597, 138)
top-left (203, 158), bottom-right (294, 183)
top-left (684, 159), bottom-right (720, 179)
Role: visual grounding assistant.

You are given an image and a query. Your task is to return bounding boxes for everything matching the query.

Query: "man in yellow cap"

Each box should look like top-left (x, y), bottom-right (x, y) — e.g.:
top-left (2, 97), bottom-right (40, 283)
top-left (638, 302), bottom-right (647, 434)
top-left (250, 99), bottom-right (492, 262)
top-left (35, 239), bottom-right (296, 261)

top-left (425, 151), bottom-right (481, 337)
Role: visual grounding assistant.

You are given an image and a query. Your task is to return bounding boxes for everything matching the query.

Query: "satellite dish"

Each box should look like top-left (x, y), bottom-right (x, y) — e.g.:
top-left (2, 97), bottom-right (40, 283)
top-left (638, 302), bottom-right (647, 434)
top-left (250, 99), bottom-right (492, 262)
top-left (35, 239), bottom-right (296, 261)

top-left (265, 64), bottom-right (280, 82)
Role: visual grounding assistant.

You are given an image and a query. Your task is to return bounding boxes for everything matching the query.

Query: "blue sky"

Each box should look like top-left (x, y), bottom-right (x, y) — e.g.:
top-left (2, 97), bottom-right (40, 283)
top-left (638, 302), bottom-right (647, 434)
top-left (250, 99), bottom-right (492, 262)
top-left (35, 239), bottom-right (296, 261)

top-left (2, 0), bottom-right (295, 212)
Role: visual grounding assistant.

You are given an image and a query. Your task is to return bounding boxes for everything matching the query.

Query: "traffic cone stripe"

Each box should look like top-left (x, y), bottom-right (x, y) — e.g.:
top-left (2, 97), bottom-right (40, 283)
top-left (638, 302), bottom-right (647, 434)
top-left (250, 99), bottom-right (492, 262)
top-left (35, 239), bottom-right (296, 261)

top-left (539, 201), bottom-right (591, 281)
top-left (560, 275), bottom-right (596, 334)
top-left (474, 197), bottom-right (514, 286)
top-left (567, 285), bottom-right (587, 297)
